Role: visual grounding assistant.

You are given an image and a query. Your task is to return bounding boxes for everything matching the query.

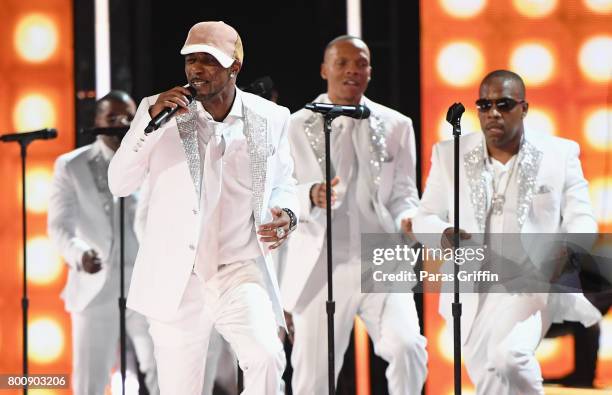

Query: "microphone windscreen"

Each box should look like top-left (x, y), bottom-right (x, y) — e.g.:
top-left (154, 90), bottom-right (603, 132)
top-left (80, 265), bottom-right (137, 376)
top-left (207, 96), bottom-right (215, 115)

top-left (359, 105), bottom-right (371, 119)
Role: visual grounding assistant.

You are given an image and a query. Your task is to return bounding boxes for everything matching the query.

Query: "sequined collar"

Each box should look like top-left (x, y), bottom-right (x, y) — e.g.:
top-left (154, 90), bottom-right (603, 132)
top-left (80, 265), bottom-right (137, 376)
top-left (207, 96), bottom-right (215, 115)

top-left (464, 134), bottom-right (543, 231)
top-left (301, 94), bottom-right (390, 191)
top-left (175, 94), bottom-right (268, 226)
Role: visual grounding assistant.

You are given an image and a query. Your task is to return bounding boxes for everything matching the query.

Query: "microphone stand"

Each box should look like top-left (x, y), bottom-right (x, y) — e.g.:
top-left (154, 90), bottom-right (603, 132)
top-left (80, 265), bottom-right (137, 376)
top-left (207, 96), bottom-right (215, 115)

top-left (446, 103), bottom-right (465, 395)
top-left (305, 104), bottom-right (368, 394)
top-left (80, 127), bottom-right (130, 394)
top-left (119, 196), bottom-right (127, 395)
top-left (0, 128), bottom-right (57, 395)
top-left (322, 110), bottom-right (341, 395)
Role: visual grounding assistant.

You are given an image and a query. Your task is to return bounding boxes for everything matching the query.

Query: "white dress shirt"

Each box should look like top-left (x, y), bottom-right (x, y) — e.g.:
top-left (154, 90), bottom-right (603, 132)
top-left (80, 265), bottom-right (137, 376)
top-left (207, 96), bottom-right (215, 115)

top-left (193, 90), bottom-right (261, 273)
top-left (484, 154), bottom-right (519, 235)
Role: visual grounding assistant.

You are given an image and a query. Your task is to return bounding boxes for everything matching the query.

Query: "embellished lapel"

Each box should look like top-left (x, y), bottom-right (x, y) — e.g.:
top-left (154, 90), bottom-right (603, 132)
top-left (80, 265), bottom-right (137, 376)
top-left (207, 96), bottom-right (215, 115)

top-left (175, 101), bottom-right (202, 200)
top-left (303, 112), bottom-right (326, 175)
top-left (88, 151), bottom-right (111, 196)
top-left (366, 112), bottom-right (392, 195)
top-left (301, 108), bottom-right (391, 194)
top-left (463, 141), bottom-right (487, 232)
top-left (243, 105), bottom-right (268, 228)
top-left (86, 144), bottom-right (116, 229)
top-left (516, 139), bottom-right (543, 229)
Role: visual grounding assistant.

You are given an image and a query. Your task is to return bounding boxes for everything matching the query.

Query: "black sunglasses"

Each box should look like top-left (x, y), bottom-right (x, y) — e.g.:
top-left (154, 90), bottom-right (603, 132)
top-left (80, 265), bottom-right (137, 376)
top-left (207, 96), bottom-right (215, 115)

top-left (475, 98), bottom-right (525, 113)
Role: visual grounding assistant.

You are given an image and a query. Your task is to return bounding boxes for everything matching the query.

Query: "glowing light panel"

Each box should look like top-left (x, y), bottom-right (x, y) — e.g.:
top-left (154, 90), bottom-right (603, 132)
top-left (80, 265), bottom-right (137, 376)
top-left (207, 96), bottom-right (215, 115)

top-left (13, 94), bottom-right (56, 132)
top-left (579, 36), bottom-right (612, 83)
top-left (510, 43), bottom-right (555, 85)
top-left (437, 42), bottom-right (485, 87)
top-left (525, 108), bottom-right (556, 135)
top-left (584, 0), bottom-right (612, 13)
top-left (439, 0), bottom-right (487, 18)
top-left (535, 338), bottom-right (562, 361)
top-left (590, 178), bottom-right (612, 224)
top-left (14, 14), bottom-right (58, 63)
top-left (28, 318), bottom-right (64, 364)
top-left (584, 108), bottom-right (612, 151)
top-left (512, 0), bottom-right (558, 17)
top-left (25, 167), bottom-right (53, 213)
top-left (437, 324), bottom-right (455, 363)
top-left (27, 237), bottom-right (63, 285)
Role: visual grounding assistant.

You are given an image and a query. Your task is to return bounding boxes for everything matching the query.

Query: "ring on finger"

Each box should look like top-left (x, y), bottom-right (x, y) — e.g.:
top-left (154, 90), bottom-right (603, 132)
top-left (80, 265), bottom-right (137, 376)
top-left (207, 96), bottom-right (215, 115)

top-left (276, 227), bottom-right (286, 239)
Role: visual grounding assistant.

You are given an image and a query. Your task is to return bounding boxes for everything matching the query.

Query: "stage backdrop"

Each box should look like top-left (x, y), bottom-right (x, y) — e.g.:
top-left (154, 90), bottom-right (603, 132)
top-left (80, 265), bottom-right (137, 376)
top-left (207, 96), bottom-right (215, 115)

top-left (0, 0), bottom-right (74, 394)
top-left (420, 0), bottom-right (612, 393)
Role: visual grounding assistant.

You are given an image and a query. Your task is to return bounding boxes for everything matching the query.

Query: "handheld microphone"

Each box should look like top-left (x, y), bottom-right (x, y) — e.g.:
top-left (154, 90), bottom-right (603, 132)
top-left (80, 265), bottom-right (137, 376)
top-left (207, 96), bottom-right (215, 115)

top-left (0, 128), bottom-right (57, 143)
top-left (145, 85), bottom-right (197, 134)
top-left (305, 102), bottom-right (371, 119)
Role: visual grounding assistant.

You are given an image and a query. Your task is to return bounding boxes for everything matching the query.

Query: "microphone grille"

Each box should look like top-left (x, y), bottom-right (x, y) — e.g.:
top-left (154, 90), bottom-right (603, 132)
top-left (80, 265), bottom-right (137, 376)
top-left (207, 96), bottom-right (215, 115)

top-left (359, 105), bottom-right (371, 119)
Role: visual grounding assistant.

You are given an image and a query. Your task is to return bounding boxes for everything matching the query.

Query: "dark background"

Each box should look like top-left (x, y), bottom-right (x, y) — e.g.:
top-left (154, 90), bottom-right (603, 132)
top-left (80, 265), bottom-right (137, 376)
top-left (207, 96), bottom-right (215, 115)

top-left (74, 0), bottom-right (423, 393)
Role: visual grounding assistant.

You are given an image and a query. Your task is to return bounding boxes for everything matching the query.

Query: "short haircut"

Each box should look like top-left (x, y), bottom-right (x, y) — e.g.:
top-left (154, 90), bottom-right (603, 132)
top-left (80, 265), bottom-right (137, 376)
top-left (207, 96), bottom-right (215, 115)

top-left (480, 70), bottom-right (526, 99)
top-left (96, 90), bottom-right (132, 114)
top-left (323, 35), bottom-right (369, 60)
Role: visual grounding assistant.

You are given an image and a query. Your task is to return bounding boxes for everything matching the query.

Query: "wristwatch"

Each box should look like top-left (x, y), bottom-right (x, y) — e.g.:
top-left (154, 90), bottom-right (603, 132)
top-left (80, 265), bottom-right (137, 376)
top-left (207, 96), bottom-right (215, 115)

top-left (281, 208), bottom-right (297, 231)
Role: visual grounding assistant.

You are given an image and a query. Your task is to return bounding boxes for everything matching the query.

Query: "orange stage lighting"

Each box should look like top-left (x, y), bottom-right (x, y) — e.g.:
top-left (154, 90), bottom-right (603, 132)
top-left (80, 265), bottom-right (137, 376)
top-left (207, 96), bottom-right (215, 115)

top-left (0, 0), bottom-right (74, 388)
top-left (421, 0), bottom-right (612, 392)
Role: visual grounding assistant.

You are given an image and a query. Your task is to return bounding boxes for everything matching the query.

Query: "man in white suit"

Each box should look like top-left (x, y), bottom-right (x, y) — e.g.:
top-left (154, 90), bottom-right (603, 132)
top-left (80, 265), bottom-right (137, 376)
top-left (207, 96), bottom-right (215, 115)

top-left (413, 70), bottom-right (601, 394)
top-left (108, 21), bottom-right (298, 394)
top-left (48, 91), bottom-right (159, 395)
top-left (281, 36), bottom-right (427, 394)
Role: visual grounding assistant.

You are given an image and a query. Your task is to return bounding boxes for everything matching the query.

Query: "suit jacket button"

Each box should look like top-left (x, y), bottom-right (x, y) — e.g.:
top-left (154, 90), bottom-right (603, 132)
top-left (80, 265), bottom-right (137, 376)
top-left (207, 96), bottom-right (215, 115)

top-left (189, 244), bottom-right (195, 250)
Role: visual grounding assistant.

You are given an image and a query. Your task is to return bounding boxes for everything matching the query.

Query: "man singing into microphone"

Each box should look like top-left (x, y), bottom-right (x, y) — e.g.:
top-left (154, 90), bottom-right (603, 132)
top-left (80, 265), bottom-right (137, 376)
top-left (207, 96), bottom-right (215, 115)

top-left (108, 21), bottom-right (298, 394)
top-left (281, 35), bottom-right (427, 394)
top-left (48, 91), bottom-right (159, 395)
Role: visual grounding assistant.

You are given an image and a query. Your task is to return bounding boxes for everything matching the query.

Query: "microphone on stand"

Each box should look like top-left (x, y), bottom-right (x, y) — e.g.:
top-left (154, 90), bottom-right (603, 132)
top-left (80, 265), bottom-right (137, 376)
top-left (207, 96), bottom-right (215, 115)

top-left (0, 128), bottom-right (57, 143)
top-left (446, 102), bottom-right (465, 136)
top-left (145, 85), bottom-right (197, 134)
top-left (305, 102), bottom-right (371, 119)
top-left (303, 99), bottom-right (370, 394)
top-left (446, 101), bottom-right (465, 395)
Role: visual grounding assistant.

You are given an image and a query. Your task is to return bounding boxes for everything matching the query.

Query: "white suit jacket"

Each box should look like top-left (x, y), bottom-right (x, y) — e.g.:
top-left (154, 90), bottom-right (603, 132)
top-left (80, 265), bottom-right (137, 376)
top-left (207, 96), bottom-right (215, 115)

top-left (413, 130), bottom-right (601, 342)
top-left (108, 88), bottom-right (298, 326)
top-left (281, 95), bottom-right (419, 312)
top-left (48, 141), bottom-right (139, 313)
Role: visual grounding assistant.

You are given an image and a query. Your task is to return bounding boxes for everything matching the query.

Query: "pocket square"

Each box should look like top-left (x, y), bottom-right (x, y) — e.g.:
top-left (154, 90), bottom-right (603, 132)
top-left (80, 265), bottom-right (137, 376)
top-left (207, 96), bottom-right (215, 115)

top-left (536, 185), bottom-right (552, 194)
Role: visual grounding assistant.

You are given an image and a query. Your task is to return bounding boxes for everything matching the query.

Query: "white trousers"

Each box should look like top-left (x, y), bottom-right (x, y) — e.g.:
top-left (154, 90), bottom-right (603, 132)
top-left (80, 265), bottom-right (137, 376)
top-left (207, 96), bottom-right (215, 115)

top-left (291, 263), bottom-right (428, 395)
top-left (71, 303), bottom-right (159, 395)
top-left (148, 266), bottom-right (285, 395)
top-left (463, 293), bottom-right (552, 395)
top-left (202, 329), bottom-right (237, 395)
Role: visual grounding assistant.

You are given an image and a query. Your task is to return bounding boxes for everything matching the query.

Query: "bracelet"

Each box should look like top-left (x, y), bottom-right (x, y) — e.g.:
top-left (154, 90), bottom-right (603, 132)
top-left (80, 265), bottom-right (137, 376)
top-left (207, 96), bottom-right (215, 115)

top-left (281, 208), bottom-right (297, 231)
